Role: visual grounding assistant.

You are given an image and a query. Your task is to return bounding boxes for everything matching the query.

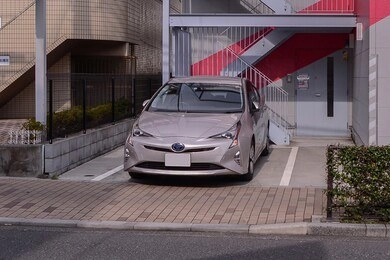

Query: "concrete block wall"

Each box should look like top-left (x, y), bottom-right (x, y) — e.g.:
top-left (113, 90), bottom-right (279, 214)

top-left (44, 119), bottom-right (134, 176)
top-left (0, 145), bottom-right (43, 177)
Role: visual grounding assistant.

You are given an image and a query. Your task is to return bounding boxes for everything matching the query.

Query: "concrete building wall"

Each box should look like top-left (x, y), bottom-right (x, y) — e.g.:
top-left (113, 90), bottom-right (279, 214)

top-left (373, 18), bottom-right (390, 145)
top-left (351, 0), bottom-right (371, 145)
top-left (0, 54), bottom-right (72, 118)
top-left (0, 0), bottom-right (141, 92)
top-left (0, 0), bottom-right (32, 25)
top-left (136, 0), bottom-right (181, 75)
top-left (352, 0), bottom-right (390, 145)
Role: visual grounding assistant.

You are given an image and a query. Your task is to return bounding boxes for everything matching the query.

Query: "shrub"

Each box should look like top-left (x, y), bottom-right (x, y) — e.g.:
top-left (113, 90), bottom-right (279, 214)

top-left (21, 118), bottom-right (45, 131)
top-left (51, 106), bottom-right (83, 137)
top-left (48, 99), bottom-right (132, 138)
top-left (115, 98), bottom-right (131, 120)
top-left (327, 145), bottom-right (390, 222)
top-left (87, 103), bottom-right (112, 127)
top-left (20, 118), bottom-right (46, 143)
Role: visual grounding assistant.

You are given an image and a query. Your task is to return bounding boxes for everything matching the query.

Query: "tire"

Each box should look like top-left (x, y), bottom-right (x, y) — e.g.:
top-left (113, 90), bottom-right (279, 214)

top-left (261, 135), bottom-right (270, 156)
top-left (241, 143), bottom-right (255, 182)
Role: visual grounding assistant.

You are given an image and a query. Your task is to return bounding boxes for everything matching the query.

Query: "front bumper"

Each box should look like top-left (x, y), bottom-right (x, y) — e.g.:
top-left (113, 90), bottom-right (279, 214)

top-left (124, 136), bottom-right (247, 176)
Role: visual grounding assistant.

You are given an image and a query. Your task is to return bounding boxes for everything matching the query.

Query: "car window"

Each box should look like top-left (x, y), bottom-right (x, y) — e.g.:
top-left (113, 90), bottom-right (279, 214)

top-left (147, 83), bottom-right (244, 113)
top-left (148, 84), bottom-right (180, 112)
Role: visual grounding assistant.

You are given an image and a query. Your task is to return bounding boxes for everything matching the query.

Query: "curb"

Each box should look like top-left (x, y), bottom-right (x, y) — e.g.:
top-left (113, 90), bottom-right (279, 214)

top-left (0, 217), bottom-right (389, 237)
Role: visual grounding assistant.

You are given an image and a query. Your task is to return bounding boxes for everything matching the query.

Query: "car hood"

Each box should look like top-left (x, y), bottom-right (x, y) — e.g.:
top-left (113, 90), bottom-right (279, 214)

top-left (138, 111), bottom-right (241, 138)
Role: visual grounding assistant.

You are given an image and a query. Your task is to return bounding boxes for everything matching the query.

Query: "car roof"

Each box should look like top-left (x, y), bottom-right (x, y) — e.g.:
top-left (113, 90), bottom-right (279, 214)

top-left (167, 76), bottom-right (244, 85)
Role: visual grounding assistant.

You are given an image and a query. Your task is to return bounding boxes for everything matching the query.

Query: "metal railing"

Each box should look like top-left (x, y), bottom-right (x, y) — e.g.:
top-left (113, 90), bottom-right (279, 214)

top-left (287, 0), bottom-right (355, 14)
top-left (240, 0), bottom-right (275, 14)
top-left (219, 26), bottom-right (273, 56)
top-left (45, 73), bottom-right (160, 143)
top-left (190, 26), bottom-right (272, 76)
top-left (218, 43), bottom-right (289, 130)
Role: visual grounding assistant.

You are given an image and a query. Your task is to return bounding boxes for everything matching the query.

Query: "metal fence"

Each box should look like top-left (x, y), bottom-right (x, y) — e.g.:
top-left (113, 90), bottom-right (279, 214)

top-left (8, 130), bottom-right (43, 145)
top-left (46, 73), bottom-right (162, 143)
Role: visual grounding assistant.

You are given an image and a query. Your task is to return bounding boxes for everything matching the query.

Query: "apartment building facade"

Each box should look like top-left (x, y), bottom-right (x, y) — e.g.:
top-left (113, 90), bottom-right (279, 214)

top-left (0, 0), bottom-right (180, 119)
top-left (164, 0), bottom-right (390, 146)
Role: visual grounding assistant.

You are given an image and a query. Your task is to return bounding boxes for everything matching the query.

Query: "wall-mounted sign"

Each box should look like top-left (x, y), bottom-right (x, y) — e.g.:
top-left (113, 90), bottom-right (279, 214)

top-left (0, 55), bottom-right (10, 66)
top-left (297, 74), bottom-right (310, 90)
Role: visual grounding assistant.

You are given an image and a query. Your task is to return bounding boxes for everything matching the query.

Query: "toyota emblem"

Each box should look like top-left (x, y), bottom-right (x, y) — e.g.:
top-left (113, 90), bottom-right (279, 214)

top-left (171, 143), bottom-right (185, 152)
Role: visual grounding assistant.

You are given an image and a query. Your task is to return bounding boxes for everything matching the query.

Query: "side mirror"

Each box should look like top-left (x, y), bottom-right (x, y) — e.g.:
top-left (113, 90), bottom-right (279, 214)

top-left (142, 99), bottom-right (150, 107)
top-left (251, 101), bottom-right (260, 111)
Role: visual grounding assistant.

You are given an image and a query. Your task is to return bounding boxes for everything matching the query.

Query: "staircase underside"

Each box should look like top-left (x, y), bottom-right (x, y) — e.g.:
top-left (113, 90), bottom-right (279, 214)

top-left (0, 39), bottom-right (122, 108)
top-left (169, 14), bottom-right (356, 30)
top-left (0, 39), bottom-right (79, 107)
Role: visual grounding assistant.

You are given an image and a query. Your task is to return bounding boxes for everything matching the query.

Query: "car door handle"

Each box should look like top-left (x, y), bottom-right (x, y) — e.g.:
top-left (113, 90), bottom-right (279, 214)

top-left (315, 93), bottom-right (321, 97)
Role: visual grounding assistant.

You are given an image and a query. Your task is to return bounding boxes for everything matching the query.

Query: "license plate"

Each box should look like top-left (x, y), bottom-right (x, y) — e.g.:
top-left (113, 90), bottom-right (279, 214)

top-left (165, 153), bottom-right (191, 167)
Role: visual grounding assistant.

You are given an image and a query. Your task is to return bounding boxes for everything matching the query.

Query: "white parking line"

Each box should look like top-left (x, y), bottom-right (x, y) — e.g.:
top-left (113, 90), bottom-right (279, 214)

top-left (280, 147), bottom-right (299, 186)
top-left (91, 165), bottom-right (124, 181)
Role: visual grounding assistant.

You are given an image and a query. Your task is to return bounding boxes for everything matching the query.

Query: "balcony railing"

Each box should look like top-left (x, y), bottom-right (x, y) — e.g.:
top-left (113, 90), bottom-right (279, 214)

top-left (287, 0), bottom-right (355, 14)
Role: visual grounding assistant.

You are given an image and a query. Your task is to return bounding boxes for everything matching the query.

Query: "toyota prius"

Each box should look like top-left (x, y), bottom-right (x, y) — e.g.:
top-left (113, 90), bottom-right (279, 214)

top-left (124, 76), bottom-right (269, 181)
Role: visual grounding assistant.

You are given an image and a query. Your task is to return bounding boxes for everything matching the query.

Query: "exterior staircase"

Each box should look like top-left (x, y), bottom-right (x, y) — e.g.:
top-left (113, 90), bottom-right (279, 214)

top-left (218, 43), bottom-right (291, 145)
top-left (240, 0), bottom-right (275, 14)
top-left (0, 1), bottom-right (70, 107)
top-left (182, 0), bottom-right (355, 144)
top-left (0, 1), bottom-right (36, 105)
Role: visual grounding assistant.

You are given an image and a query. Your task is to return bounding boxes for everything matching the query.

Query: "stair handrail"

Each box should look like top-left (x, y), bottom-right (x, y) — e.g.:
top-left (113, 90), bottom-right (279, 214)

top-left (0, 1), bottom-right (36, 32)
top-left (240, 0), bottom-right (275, 14)
top-left (217, 42), bottom-right (289, 130)
top-left (219, 26), bottom-right (273, 57)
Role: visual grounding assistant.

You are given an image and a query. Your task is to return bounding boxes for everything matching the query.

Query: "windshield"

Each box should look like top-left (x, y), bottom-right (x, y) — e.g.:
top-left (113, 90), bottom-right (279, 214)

top-left (147, 83), bottom-right (244, 113)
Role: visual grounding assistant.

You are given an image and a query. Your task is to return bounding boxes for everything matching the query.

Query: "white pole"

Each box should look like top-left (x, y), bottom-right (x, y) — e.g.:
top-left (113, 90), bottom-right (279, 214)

top-left (162, 0), bottom-right (170, 84)
top-left (35, 0), bottom-right (47, 125)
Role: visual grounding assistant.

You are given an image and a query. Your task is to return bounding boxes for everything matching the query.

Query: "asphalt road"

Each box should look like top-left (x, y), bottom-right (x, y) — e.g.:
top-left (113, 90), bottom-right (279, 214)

top-left (1, 225), bottom-right (389, 260)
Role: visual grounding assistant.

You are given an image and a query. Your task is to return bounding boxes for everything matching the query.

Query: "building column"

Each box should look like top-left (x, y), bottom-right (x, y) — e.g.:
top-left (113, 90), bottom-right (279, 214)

top-left (162, 0), bottom-right (170, 84)
top-left (35, 0), bottom-right (47, 125)
top-left (368, 54), bottom-right (378, 145)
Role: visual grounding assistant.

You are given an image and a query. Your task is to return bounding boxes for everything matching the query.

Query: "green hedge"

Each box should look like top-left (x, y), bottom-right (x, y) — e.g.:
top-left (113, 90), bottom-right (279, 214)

top-left (49, 98), bottom-right (131, 138)
top-left (327, 145), bottom-right (390, 222)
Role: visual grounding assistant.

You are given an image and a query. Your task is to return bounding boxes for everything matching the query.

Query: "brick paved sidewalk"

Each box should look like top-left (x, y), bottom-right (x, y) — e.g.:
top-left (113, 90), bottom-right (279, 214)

top-left (0, 178), bottom-right (325, 225)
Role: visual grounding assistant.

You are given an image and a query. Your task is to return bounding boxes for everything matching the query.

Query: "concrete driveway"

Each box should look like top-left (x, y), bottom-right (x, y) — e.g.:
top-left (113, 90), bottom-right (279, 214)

top-left (60, 137), bottom-right (354, 188)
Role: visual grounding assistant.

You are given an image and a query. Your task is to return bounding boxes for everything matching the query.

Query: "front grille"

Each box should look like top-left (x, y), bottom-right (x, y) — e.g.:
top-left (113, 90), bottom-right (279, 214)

top-left (144, 145), bottom-right (216, 153)
top-left (136, 162), bottom-right (224, 171)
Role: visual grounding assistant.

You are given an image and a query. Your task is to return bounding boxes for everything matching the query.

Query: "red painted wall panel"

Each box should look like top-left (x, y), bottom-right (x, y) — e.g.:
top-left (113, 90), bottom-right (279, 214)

top-left (253, 33), bottom-right (348, 81)
top-left (370, 0), bottom-right (390, 25)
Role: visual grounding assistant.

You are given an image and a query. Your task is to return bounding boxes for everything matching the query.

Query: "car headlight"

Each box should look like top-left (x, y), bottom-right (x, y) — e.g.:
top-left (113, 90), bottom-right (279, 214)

top-left (210, 121), bottom-right (241, 148)
top-left (127, 122), bottom-right (152, 145)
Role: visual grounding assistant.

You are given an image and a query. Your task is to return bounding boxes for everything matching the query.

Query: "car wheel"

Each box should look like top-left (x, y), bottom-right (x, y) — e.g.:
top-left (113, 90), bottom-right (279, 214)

top-left (241, 143), bottom-right (255, 182)
top-left (261, 135), bottom-right (270, 156)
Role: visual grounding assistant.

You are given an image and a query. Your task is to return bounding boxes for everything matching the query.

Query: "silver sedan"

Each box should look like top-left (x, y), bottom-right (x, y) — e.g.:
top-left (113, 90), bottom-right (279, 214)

top-left (124, 76), bottom-right (269, 181)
